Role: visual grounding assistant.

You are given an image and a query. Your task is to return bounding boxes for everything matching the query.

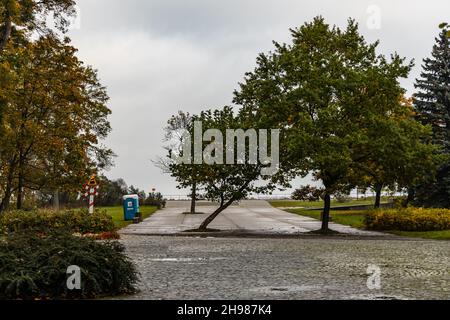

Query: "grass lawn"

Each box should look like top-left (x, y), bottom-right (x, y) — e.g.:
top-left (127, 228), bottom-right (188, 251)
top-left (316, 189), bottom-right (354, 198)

top-left (284, 208), bottom-right (450, 240)
top-left (286, 209), bottom-right (367, 229)
top-left (102, 205), bottom-right (158, 229)
top-left (269, 197), bottom-right (390, 209)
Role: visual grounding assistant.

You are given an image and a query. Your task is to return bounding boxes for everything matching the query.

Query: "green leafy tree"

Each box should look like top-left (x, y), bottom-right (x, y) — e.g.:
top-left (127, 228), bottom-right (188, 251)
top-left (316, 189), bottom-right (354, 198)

top-left (145, 192), bottom-right (166, 209)
top-left (352, 94), bottom-right (438, 208)
top-left (412, 26), bottom-right (450, 208)
top-left (95, 176), bottom-right (128, 207)
top-left (169, 107), bottom-right (280, 231)
top-left (234, 17), bottom-right (427, 231)
top-left (291, 185), bottom-right (323, 202)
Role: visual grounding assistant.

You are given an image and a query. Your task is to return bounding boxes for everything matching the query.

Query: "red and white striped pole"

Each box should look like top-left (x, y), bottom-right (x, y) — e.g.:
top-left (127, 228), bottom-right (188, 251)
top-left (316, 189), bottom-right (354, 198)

top-left (89, 187), bottom-right (95, 214)
top-left (84, 175), bottom-right (99, 214)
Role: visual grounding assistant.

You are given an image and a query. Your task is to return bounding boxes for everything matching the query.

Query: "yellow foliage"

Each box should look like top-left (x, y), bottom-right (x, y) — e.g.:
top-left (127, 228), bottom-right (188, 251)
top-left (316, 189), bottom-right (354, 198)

top-left (365, 207), bottom-right (450, 231)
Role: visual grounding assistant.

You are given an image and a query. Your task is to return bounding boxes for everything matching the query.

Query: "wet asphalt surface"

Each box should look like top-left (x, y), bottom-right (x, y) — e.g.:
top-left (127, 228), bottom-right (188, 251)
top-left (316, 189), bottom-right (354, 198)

top-left (117, 235), bottom-right (450, 300)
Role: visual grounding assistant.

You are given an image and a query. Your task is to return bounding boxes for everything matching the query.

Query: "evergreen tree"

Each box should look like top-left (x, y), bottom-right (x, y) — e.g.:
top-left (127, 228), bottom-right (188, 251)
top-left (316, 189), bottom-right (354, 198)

top-left (413, 27), bottom-right (450, 208)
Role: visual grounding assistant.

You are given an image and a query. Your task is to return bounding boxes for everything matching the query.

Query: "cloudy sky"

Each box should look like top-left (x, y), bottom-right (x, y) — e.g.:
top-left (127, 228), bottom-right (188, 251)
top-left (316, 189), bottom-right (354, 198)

top-left (67, 0), bottom-right (449, 196)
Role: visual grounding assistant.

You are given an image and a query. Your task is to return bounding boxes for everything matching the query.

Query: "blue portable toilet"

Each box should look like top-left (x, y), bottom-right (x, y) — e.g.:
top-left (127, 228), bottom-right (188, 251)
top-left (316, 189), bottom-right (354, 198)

top-left (123, 195), bottom-right (140, 221)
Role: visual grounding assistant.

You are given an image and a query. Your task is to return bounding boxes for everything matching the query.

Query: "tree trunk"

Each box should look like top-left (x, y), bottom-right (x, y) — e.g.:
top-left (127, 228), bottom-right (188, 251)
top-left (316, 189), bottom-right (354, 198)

top-left (0, 161), bottom-right (16, 213)
top-left (0, 16), bottom-right (12, 52)
top-left (16, 156), bottom-right (25, 210)
top-left (374, 184), bottom-right (383, 209)
top-left (198, 198), bottom-right (234, 231)
top-left (53, 190), bottom-right (60, 211)
top-left (190, 182), bottom-right (196, 214)
top-left (0, 188), bottom-right (12, 213)
top-left (198, 180), bottom-right (251, 231)
top-left (16, 176), bottom-right (23, 210)
top-left (321, 193), bottom-right (331, 231)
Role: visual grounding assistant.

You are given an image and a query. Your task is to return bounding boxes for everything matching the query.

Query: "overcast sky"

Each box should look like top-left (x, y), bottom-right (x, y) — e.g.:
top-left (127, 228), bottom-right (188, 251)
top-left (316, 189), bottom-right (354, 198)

top-left (67, 0), bottom-right (449, 196)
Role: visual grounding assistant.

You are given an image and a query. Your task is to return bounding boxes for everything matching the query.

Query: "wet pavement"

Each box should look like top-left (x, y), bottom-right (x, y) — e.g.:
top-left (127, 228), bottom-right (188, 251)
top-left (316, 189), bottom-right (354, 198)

top-left (120, 200), bottom-right (387, 237)
top-left (117, 236), bottom-right (450, 300)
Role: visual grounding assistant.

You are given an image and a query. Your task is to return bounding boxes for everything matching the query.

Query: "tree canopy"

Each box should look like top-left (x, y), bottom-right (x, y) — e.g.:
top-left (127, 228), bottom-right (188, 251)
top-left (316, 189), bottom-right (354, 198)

top-left (0, 0), bottom-right (76, 52)
top-left (234, 17), bottom-right (436, 231)
top-left (166, 106), bottom-right (282, 231)
top-left (0, 35), bottom-right (112, 212)
top-left (413, 26), bottom-right (450, 208)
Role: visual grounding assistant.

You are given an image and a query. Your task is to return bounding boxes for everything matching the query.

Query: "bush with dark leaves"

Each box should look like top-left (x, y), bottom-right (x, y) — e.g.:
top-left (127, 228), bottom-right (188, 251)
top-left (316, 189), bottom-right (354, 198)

top-left (0, 209), bottom-right (116, 235)
top-left (0, 231), bottom-right (139, 300)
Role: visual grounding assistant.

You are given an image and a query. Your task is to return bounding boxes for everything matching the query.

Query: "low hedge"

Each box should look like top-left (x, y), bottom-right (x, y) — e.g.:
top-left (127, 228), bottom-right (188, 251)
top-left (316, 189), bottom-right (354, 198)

top-left (365, 207), bottom-right (450, 231)
top-left (0, 209), bottom-right (116, 235)
top-left (145, 192), bottom-right (167, 209)
top-left (0, 231), bottom-right (138, 299)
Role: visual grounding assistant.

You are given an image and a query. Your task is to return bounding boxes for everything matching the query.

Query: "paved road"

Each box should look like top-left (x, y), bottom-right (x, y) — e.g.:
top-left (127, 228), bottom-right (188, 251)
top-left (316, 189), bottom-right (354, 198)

top-left (121, 200), bottom-right (386, 236)
top-left (117, 236), bottom-right (450, 300)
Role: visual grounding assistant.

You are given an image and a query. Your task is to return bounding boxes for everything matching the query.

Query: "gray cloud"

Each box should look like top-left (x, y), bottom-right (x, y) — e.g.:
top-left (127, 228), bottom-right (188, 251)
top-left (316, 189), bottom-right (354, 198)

top-left (67, 0), bottom-right (450, 195)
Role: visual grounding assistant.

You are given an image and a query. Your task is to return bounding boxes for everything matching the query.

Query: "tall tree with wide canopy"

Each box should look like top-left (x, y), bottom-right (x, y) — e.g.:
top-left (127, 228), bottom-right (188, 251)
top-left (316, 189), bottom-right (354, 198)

top-left (0, 35), bottom-right (112, 212)
top-left (0, 0), bottom-right (76, 137)
top-left (234, 17), bottom-right (426, 232)
top-left (353, 96), bottom-right (438, 208)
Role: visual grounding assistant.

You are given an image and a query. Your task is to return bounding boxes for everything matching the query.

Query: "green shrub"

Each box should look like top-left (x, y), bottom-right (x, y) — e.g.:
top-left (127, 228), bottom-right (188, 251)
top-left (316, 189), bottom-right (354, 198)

top-left (365, 207), bottom-right (450, 231)
top-left (0, 230), bottom-right (139, 299)
top-left (145, 192), bottom-right (166, 209)
top-left (291, 185), bottom-right (323, 201)
top-left (0, 209), bottom-right (116, 235)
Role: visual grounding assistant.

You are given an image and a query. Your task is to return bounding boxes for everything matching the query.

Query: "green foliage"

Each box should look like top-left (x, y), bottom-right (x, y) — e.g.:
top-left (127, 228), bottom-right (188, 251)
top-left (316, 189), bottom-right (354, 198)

top-left (286, 207), bottom-right (450, 239)
top-left (365, 208), bottom-right (450, 231)
top-left (233, 17), bottom-right (431, 230)
top-left (0, 209), bottom-right (116, 235)
top-left (167, 107), bottom-right (280, 230)
top-left (144, 192), bottom-right (166, 209)
top-left (413, 27), bottom-right (450, 208)
top-left (0, 35), bottom-right (113, 212)
top-left (291, 185), bottom-right (323, 201)
top-left (95, 176), bottom-right (129, 207)
top-left (392, 196), bottom-right (408, 208)
top-left (104, 205), bottom-right (157, 229)
top-left (270, 198), bottom-right (381, 208)
top-left (287, 209), bottom-right (367, 229)
top-left (0, 230), bottom-right (138, 299)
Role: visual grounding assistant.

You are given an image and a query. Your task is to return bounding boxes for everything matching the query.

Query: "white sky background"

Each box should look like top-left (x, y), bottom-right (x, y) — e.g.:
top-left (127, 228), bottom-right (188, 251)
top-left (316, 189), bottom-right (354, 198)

top-left (66, 0), bottom-right (450, 196)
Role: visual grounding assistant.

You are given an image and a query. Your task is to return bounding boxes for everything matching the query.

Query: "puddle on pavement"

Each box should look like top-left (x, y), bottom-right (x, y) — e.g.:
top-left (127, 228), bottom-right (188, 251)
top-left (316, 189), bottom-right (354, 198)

top-left (250, 285), bottom-right (330, 294)
top-left (349, 294), bottom-right (409, 300)
top-left (149, 257), bottom-right (229, 263)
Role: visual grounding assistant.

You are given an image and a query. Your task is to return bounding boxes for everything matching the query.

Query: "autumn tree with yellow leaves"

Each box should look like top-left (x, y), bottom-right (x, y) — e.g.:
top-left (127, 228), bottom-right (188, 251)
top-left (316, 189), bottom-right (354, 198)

top-left (0, 1), bottom-right (113, 212)
top-left (0, 36), bottom-right (113, 212)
